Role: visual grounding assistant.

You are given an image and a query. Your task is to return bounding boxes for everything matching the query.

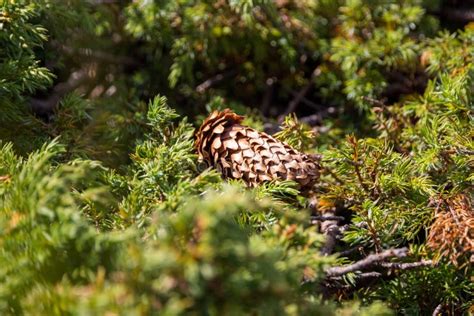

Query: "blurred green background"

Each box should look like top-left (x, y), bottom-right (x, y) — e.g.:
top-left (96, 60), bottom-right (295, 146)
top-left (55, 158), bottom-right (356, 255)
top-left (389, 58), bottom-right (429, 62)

top-left (0, 1), bottom-right (472, 315)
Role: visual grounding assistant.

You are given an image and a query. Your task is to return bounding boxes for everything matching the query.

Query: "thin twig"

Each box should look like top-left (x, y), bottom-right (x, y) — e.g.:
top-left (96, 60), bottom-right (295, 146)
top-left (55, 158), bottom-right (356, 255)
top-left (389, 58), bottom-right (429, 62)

top-left (320, 217), bottom-right (348, 256)
top-left (380, 260), bottom-right (434, 270)
top-left (299, 105), bottom-right (337, 126)
top-left (432, 303), bottom-right (444, 316)
top-left (284, 83), bottom-right (313, 116)
top-left (369, 150), bottom-right (383, 198)
top-left (289, 90), bottom-right (323, 110)
top-left (362, 96), bottom-right (386, 107)
top-left (322, 166), bottom-right (344, 185)
top-left (347, 136), bottom-right (371, 194)
top-left (311, 215), bottom-right (345, 222)
top-left (322, 255), bottom-right (434, 294)
top-left (328, 271), bottom-right (382, 282)
top-left (320, 222), bottom-right (340, 255)
top-left (354, 160), bottom-right (370, 193)
top-left (281, 67), bottom-right (321, 118)
top-left (196, 69), bottom-right (237, 93)
top-left (325, 248), bottom-right (408, 277)
top-left (30, 68), bottom-right (90, 115)
top-left (338, 246), bottom-right (365, 257)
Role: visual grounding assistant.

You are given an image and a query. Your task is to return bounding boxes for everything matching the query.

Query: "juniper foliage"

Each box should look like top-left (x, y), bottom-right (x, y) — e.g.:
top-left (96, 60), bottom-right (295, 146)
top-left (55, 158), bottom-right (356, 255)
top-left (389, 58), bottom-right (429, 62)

top-left (0, 0), bottom-right (472, 315)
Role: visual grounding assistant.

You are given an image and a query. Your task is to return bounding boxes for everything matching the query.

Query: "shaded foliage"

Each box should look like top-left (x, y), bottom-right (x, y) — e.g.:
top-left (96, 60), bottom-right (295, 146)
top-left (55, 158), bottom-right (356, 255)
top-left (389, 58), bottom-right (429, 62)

top-left (0, 0), bottom-right (473, 315)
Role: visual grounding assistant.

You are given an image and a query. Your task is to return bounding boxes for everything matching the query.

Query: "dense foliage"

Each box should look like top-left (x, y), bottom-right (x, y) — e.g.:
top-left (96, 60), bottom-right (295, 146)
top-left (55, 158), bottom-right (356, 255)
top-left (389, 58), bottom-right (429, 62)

top-left (0, 0), bottom-right (472, 315)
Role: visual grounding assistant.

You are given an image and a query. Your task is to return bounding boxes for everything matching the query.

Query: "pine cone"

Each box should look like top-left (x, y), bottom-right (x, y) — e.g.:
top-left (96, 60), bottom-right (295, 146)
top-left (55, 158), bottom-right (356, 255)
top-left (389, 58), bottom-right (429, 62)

top-left (195, 109), bottom-right (320, 191)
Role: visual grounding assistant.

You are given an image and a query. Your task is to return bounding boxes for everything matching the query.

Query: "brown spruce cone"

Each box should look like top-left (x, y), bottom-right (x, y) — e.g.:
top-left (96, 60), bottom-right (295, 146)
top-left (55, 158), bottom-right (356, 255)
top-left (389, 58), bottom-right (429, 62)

top-left (195, 109), bottom-right (320, 192)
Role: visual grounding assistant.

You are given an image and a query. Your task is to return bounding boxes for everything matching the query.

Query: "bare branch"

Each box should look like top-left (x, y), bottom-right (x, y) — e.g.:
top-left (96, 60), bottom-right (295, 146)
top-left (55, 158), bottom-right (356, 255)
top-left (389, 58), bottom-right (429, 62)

top-left (432, 303), bottom-right (444, 316)
top-left (361, 96), bottom-right (386, 107)
top-left (196, 70), bottom-right (237, 93)
top-left (320, 219), bottom-right (347, 256)
top-left (289, 90), bottom-right (323, 110)
top-left (30, 68), bottom-right (90, 115)
top-left (380, 260), bottom-right (434, 270)
top-left (329, 271), bottom-right (382, 282)
top-left (338, 246), bottom-right (365, 257)
top-left (325, 248), bottom-right (409, 277)
top-left (311, 215), bottom-right (345, 222)
top-left (281, 67), bottom-right (321, 118)
top-left (322, 258), bottom-right (432, 291)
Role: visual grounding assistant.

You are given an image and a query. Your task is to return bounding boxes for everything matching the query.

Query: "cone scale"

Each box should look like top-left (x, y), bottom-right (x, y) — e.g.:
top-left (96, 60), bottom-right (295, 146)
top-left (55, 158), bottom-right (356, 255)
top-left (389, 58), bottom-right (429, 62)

top-left (195, 109), bottom-right (320, 191)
